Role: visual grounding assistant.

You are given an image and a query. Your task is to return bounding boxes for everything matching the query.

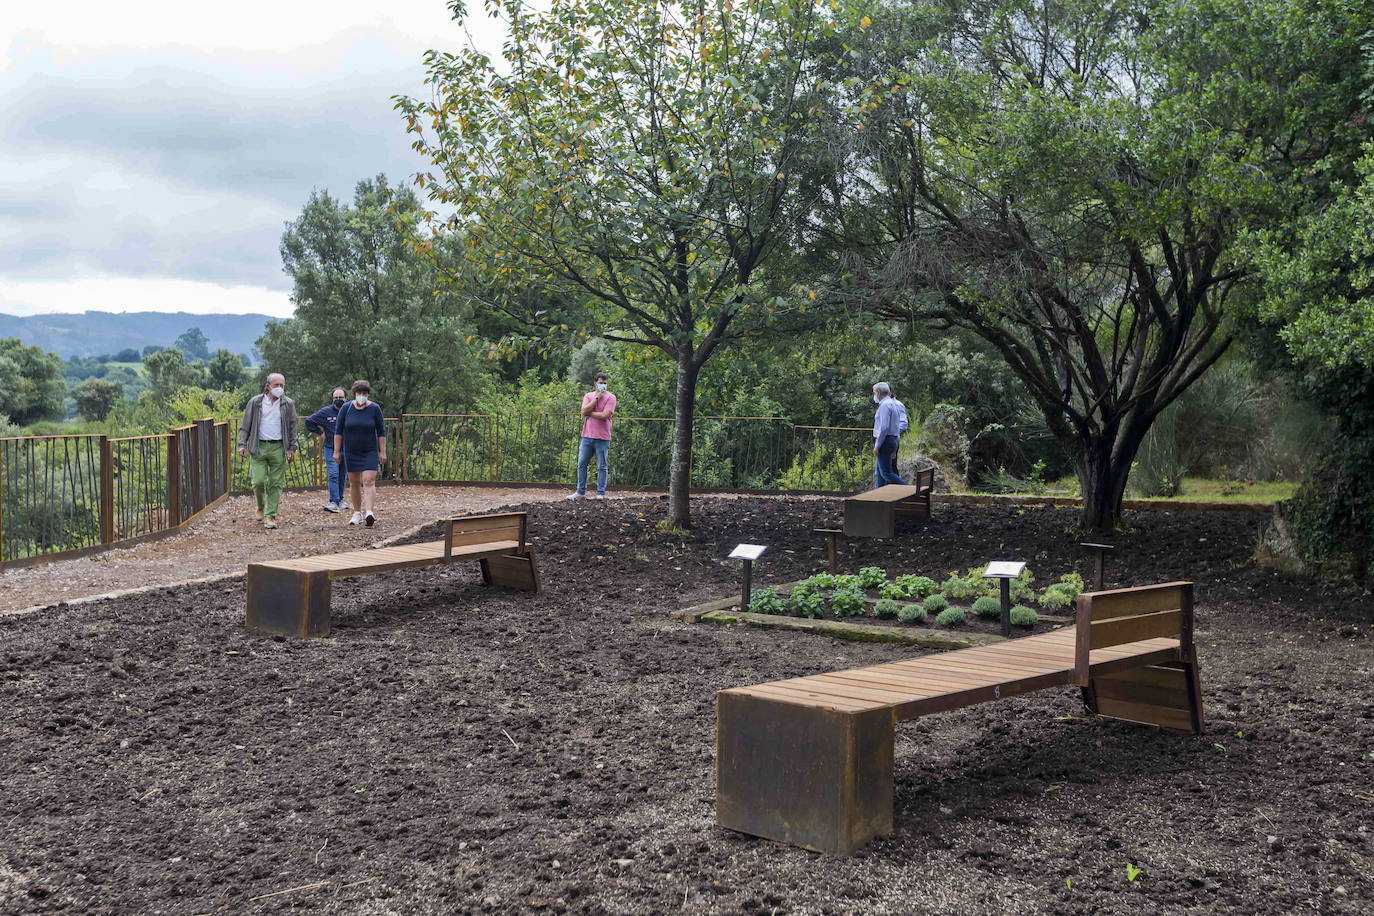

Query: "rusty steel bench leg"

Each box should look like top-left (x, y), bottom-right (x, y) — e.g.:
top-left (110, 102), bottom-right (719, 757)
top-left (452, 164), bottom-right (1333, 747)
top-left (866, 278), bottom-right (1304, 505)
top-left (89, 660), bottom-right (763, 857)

top-left (479, 548), bottom-right (542, 593)
top-left (1088, 660), bottom-right (1203, 734)
top-left (843, 499), bottom-right (895, 538)
top-left (245, 566), bottom-right (332, 638)
top-left (716, 691), bottom-right (894, 855)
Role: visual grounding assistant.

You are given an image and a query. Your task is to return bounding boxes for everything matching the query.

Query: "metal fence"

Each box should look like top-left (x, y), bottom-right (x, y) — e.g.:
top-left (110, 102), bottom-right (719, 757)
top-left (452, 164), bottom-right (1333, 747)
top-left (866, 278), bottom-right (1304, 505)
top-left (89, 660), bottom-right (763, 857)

top-left (2, 413), bottom-right (875, 567)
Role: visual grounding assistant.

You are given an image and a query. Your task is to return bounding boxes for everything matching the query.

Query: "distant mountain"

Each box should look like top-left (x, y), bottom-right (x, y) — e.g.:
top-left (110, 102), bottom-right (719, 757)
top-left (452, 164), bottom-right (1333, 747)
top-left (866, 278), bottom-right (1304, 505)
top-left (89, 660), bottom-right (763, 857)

top-left (0, 311), bottom-right (276, 360)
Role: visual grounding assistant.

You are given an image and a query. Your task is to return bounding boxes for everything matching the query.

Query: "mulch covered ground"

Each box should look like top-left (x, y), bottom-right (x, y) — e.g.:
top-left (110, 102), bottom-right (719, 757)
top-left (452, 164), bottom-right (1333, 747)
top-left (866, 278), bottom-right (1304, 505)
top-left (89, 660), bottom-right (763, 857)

top-left (1, 496), bottom-right (1371, 914)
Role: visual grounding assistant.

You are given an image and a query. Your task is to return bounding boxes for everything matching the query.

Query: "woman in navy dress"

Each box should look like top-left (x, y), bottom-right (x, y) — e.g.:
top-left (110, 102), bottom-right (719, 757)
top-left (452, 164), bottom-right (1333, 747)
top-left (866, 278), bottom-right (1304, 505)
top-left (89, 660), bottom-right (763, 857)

top-left (332, 379), bottom-right (387, 527)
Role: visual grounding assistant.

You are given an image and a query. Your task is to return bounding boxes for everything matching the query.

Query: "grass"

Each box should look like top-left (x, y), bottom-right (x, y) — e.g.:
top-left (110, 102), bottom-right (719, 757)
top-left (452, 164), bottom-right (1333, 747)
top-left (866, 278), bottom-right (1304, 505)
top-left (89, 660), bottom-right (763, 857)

top-left (1032, 476), bottom-right (1297, 505)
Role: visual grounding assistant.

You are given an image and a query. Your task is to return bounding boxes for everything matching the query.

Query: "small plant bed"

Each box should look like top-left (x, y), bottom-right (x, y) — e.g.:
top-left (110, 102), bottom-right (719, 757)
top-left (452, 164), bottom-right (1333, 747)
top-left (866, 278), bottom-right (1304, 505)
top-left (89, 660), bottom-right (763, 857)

top-left (728, 566), bottom-right (1080, 639)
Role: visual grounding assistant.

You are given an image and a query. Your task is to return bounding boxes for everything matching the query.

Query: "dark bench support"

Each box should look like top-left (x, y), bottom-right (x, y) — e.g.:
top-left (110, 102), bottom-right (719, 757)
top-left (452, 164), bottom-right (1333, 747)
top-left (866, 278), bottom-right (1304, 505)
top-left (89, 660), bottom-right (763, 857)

top-left (245, 566), bottom-right (333, 639)
top-left (480, 553), bottom-right (542, 592)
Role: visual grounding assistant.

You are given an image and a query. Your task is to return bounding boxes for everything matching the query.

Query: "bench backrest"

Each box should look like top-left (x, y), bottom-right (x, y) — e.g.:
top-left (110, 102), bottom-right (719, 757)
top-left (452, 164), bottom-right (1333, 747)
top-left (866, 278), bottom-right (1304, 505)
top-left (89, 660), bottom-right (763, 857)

top-left (1073, 581), bottom-right (1193, 685)
top-left (914, 467), bottom-right (934, 492)
top-left (443, 512), bottom-right (527, 559)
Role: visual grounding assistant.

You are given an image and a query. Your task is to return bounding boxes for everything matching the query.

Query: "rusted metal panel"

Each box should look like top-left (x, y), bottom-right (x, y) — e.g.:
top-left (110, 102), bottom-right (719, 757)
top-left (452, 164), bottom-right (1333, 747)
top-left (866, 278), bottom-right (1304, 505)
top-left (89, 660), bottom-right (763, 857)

top-left (843, 499), bottom-right (894, 538)
top-left (716, 690), bottom-right (894, 856)
top-left (245, 565), bottom-right (332, 638)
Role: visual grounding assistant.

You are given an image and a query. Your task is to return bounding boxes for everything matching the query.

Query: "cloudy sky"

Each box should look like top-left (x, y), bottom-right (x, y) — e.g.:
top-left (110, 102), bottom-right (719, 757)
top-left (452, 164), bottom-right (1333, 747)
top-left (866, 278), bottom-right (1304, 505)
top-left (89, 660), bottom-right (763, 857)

top-left (0, 0), bottom-right (509, 317)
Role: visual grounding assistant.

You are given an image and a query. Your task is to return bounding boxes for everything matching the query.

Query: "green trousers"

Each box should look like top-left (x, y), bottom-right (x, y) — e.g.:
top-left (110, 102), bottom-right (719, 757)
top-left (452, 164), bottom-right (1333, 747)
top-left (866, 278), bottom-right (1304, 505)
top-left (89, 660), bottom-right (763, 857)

top-left (249, 440), bottom-right (287, 519)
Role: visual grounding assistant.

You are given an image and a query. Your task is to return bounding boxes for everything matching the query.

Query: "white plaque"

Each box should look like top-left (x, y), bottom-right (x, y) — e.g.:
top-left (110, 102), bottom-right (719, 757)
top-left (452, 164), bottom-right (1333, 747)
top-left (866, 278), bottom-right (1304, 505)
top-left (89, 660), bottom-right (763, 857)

top-left (982, 561), bottom-right (1026, 579)
top-left (729, 543), bottom-right (767, 561)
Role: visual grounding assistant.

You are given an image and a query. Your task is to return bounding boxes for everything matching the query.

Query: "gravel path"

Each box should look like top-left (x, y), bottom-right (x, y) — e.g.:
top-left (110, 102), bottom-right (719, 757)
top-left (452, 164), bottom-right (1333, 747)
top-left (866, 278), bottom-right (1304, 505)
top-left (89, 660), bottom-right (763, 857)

top-left (0, 485), bottom-right (583, 614)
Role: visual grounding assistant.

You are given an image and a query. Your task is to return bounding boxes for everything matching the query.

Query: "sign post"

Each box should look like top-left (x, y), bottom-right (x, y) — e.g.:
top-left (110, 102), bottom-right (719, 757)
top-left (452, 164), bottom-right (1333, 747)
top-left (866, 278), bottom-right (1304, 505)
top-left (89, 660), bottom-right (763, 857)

top-left (729, 544), bottom-right (768, 611)
top-left (982, 561), bottom-right (1027, 638)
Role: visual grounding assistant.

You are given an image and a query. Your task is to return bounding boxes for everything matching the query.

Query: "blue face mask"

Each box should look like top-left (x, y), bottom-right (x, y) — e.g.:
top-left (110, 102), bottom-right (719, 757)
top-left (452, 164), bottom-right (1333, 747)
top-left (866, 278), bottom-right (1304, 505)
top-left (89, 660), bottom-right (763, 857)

top-left (596, 383), bottom-right (608, 391)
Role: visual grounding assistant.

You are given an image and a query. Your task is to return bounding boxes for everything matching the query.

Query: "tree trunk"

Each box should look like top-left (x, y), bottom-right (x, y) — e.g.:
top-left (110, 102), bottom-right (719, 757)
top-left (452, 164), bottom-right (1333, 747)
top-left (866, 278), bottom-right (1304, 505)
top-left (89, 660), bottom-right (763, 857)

top-left (668, 352), bottom-right (700, 529)
top-left (1076, 426), bottom-right (1147, 532)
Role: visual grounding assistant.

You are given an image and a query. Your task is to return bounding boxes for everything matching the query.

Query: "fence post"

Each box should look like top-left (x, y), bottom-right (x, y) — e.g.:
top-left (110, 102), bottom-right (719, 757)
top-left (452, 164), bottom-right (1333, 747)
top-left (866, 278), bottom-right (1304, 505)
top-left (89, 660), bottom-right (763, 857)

top-left (220, 423), bottom-right (230, 497)
top-left (490, 414), bottom-right (499, 481)
top-left (0, 445), bottom-right (5, 565)
top-left (99, 435), bottom-right (114, 545)
top-left (399, 415), bottom-right (408, 482)
top-left (167, 433), bottom-right (181, 527)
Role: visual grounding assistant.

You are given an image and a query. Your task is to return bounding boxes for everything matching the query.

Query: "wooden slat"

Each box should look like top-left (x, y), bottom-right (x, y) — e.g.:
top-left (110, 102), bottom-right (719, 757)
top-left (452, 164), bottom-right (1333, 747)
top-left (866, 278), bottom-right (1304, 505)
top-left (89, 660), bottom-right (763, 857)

top-left (1094, 697), bottom-right (1195, 732)
top-left (1093, 677), bottom-right (1190, 711)
top-left (772, 677), bottom-right (922, 706)
top-left (449, 526), bottom-right (521, 547)
top-left (1090, 610), bottom-right (1181, 649)
top-left (840, 666), bottom-right (992, 691)
top-left (1081, 582), bottom-right (1189, 621)
top-left (847, 485), bottom-right (920, 503)
top-left (896, 668), bottom-right (1072, 721)
top-left (738, 683), bottom-right (887, 713)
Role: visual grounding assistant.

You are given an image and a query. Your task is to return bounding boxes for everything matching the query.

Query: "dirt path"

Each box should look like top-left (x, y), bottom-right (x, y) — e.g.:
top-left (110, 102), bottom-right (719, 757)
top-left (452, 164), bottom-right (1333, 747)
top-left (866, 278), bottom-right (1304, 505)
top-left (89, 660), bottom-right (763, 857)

top-left (0, 485), bottom-right (580, 614)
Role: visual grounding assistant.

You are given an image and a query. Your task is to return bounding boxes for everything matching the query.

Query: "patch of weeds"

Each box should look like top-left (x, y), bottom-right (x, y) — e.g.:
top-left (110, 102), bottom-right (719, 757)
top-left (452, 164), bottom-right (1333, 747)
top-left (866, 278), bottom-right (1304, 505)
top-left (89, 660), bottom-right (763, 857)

top-left (748, 587), bottom-right (786, 616)
top-left (1038, 585), bottom-right (1075, 611)
top-left (1010, 605), bottom-right (1038, 627)
top-left (857, 566), bottom-right (888, 589)
top-left (935, 606), bottom-right (965, 627)
top-left (789, 589), bottom-right (825, 619)
top-left (873, 598), bottom-right (901, 619)
top-left (897, 603), bottom-right (927, 624)
top-left (807, 573), bottom-right (839, 589)
top-left (1125, 863), bottom-right (1142, 885)
top-left (830, 587), bottom-right (867, 618)
top-left (895, 574), bottom-right (938, 598)
top-left (832, 574), bottom-right (863, 591)
top-left (879, 581), bottom-right (908, 600)
top-left (941, 572), bottom-right (982, 600)
top-left (971, 595), bottom-right (1002, 619)
top-left (922, 593), bottom-right (950, 615)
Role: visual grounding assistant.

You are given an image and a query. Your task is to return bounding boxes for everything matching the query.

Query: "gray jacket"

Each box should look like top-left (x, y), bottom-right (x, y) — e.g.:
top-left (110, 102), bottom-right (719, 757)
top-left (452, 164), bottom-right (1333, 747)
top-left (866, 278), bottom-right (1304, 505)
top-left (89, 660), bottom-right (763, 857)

top-left (237, 393), bottom-right (299, 457)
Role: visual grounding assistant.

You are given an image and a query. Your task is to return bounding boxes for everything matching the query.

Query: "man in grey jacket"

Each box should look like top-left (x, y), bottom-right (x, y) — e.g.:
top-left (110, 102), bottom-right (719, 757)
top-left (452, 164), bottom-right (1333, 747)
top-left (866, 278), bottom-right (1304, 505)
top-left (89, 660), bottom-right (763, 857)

top-left (236, 373), bottom-right (298, 529)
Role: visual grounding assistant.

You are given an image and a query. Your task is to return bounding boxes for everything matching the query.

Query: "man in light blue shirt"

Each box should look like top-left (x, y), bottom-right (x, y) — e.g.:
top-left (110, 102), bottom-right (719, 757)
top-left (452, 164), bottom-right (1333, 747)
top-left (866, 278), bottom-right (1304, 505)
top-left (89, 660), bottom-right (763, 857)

top-left (872, 382), bottom-right (906, 488)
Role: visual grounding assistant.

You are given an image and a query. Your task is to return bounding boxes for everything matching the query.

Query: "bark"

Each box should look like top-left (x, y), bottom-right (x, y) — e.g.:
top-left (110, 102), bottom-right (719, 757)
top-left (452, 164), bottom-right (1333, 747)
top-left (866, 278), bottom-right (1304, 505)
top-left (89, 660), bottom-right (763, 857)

top-left (1075, 424), bottom-right (1147, 532)
top-left (668, 351), bottom-right (701, 528)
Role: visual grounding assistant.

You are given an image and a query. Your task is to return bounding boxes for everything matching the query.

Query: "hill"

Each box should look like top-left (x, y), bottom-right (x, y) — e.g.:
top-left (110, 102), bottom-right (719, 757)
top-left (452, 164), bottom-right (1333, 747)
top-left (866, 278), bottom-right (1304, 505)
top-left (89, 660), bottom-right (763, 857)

top-left (0, 311), bottom-right (275, 359)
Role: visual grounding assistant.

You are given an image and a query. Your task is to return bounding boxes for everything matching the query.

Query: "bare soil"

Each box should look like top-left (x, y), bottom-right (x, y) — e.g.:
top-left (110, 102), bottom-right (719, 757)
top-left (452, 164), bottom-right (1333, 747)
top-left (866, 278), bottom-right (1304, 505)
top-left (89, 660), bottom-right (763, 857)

top-left (2, 496), bottom-right (1373, 915)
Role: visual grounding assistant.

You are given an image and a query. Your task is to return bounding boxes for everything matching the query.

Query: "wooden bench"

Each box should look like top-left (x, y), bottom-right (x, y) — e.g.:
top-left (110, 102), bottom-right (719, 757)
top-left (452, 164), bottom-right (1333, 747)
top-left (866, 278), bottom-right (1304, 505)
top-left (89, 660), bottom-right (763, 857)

top-left (244, 512), bottom-right (541, 638)
top-left (843, 467), bottom-right (935, 537)
top-left (716, 581), bottom-right (1202, 854)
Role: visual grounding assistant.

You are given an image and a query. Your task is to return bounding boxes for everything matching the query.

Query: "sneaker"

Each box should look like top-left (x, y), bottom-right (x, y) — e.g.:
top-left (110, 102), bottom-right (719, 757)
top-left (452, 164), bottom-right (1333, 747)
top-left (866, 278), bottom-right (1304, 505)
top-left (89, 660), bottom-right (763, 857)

top-left (263, 518), bottom-right (278, 530)
top-left (566, 492), bottom-right (583, 501)
top-left (324, 502), bottom-right (341, 514)
top-left (349, 512), bottom-right (363, 526)
top-left (594, 493), bottom-right (606, 500)
top-left (364, 511), bottom-right (375, 528)
top-left (255, 507), bottom-right (265, 520)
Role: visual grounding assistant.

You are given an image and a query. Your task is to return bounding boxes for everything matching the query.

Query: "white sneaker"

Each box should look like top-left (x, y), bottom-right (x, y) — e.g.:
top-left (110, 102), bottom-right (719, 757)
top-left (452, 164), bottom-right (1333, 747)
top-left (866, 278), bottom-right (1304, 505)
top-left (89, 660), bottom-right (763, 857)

top-left (566, 492), bottom-right (583, 501)
top-left (349, 512), bottom-right (363, 526)
top-left (594, 493), bottom-right (606, 500)
top-left (323, 501), bottom-right (340, 513)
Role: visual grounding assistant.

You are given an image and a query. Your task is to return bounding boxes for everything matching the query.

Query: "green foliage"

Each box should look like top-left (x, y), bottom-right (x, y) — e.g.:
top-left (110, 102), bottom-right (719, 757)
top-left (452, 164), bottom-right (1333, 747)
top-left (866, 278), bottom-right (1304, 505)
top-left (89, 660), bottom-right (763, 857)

top-left (568, 338), bottom-right (612, 388)
top-left (897, 603), bottom-right (927, 624)
top-left (265, 175), bottom-right (485, 416)
top-left (832, 574), bottom-right (863, 591)
top-left (0, 338), bottom-right (66, 425)
top-left (72, 379), bottom-right (124, 422)
top-left (806, 573), bottom-right (839, 590)
top-left (830, 587), bottom-right (867, 618)
top-left (173, 327), bottom-right (211, 362)
top-left (935, 607), bottom-right (965, 628)
top-left (779, 442), bottom-right (873, 492)
top-left (879, 581), bottom-right (908, 600)
top-left (857, 566), bottom-right (887, 589)
top-left (748, 587), bottom-right (787, 615)
top-left (789, 588), bottom-right (825, 619)
top-left (873, 598), bottom-right (901, 619)
top-left (971, 596), bottom-right (1002, 620)
top-left (1010, 605), bottom-right (1039, 628)
top-left (1038, 586), bottom-right (1075, 612)
top-left (895, 574), bottom-right (938, 598)
top-left (1056, 573), bottom-right (1084, 598)
top-left (141, 347), bottom-right (202, 401)
top-left (922, 593), bottom-right (949, 615)
top-left (204, 349), bottom-right (248, 392)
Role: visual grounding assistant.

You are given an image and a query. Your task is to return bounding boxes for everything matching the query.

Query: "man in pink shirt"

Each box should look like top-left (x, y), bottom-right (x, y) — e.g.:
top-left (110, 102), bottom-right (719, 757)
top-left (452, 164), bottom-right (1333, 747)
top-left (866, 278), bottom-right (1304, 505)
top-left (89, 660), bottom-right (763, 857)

top-left (568, 371), bottom-right (617, 500)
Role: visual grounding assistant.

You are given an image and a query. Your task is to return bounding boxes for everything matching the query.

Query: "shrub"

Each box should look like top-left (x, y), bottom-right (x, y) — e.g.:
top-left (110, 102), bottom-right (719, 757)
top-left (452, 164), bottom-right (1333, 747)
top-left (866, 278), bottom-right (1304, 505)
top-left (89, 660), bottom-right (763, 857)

top-left (857, 566), bottom-right (888, 589)
top-left (922, 593), bottom-right (950, 615)
top-left (1056, 572), bottom-right (1084, 599)
top-left (896, 574), bottom-right (939, 598)
top-left (808, 573), bottom-right (839, 589)
top-left (830, 587), bottom-right (868, 618)
top-left (879, 581), bottom-right (908, 600)
top-left (971, 595), bottom-right (1002, 619)
top-left (1010, 605), bottom-right (1039, 627)
top-left (789, 589), bottom-right (825, 619)
top-left (935, 606), bottom-right (966, 627)
top-left (897, 603), bottom-right (928, 624)
top-left (873, 598), bottom-right (901, 619)
top-left (941, 572), bottom-right (980, 600)
top-left (832, 574), bottom-right (863, 591)
top-left (748, 587), bottom-right (786, 615)
top-left (1038, 585), bottom-right (1074, 611)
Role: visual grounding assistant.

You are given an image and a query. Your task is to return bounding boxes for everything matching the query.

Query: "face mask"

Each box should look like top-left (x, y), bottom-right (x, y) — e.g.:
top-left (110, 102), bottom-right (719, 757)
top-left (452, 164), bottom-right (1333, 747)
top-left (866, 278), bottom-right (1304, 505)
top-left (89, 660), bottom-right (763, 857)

top-left (270, 387), bottom-right (284, 399)
top-left (596, 383), bottom-right (608, 391)
top-left (333, 398), bottom-right (345, 408)
top-left (355, 394), bottom-right (369, 406)
top-left (873, 394), bottom-right (881, 404)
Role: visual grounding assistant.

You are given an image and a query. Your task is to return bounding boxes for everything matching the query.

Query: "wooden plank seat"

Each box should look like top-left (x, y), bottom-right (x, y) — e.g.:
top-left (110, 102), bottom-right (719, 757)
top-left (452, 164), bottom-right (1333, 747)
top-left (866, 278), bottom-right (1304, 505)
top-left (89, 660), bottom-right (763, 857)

top-left (716, 582), bottom-right (1203, 855)
top-left (843, 468), bottom-right (935, 537)
top-left (245, 512), bottom-right (540, 638)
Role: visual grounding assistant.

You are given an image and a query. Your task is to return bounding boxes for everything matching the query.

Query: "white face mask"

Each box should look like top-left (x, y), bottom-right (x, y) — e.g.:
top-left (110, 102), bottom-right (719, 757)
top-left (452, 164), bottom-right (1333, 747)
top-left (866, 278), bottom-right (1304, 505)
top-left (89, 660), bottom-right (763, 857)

top-left (596, 383), bottom-right (608, 391)
top-left (873, 394), bottom-right (881, 404)
top-left (270, 387), bottom-right (284, 399)
top-left (354, 394), bottom-right (368, 406)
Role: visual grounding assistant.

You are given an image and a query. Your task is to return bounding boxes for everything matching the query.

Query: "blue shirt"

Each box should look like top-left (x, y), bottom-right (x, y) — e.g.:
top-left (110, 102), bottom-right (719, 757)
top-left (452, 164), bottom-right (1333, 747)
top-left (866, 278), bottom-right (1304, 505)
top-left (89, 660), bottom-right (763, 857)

top-left (893, 398), bottom-right (909, 434)
top-left (873, 397), bottom-right (902, 441)
top-left (303, 403), bottom-right (343, 445)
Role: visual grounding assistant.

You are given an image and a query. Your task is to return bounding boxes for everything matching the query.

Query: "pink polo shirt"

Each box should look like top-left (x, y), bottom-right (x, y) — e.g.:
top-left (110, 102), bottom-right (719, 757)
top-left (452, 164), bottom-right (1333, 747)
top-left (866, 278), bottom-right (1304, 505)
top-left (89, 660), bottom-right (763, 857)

top-left (581, 391), bottom-right (617, 440)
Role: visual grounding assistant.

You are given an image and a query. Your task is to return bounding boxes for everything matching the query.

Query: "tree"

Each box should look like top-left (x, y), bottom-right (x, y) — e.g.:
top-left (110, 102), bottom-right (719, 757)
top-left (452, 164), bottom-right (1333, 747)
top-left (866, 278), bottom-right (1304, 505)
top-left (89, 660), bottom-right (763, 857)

top-left (141, 345), bottom-right (164, 358)
top-left (73, 378), bottom-right (124, 422)
top-left (142, 347), bottom-right (202, 399)
top-left (111, 348), bottom-right (142, 363)
top-left (263, 175), bottom-right (484, 415)
top-left (398, 0), bottom-right (834, 526)
top-left (0, 338), bottom-right (66, 425)
top-left (833, 0), bottom-right (1371, 529)
top-left (173, 328), bottom-right (211, 362)
top-left (205, 348), bottom-right (248, 392)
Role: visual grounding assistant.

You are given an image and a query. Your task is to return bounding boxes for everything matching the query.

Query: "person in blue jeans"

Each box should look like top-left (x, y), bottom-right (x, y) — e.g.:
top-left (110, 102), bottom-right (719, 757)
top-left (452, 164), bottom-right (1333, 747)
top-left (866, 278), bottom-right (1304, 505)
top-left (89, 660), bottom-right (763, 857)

top-left (871, 381), bottom-right (906, 488)
top-left (568, 372), bottom-right (617, 500)
top-left (303, 387), bottom-right (349, 512)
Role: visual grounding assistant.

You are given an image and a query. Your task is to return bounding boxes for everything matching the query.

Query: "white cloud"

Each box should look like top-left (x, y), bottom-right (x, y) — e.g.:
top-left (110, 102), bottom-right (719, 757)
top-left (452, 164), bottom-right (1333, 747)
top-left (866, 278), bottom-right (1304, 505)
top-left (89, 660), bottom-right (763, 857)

top-left (0, 0), bottom-right (514, 316)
